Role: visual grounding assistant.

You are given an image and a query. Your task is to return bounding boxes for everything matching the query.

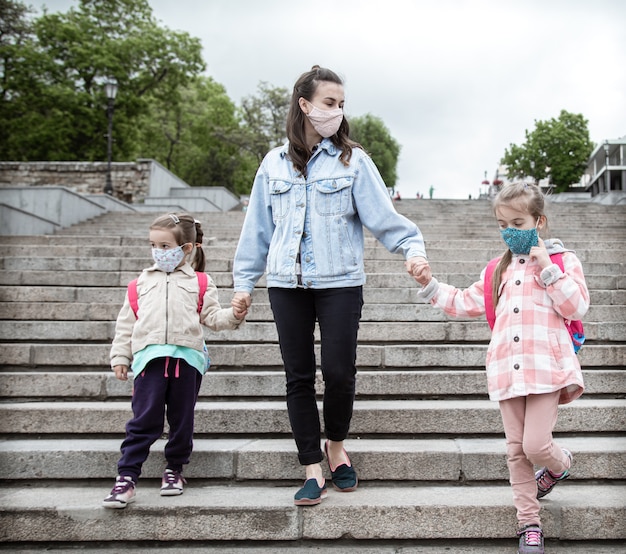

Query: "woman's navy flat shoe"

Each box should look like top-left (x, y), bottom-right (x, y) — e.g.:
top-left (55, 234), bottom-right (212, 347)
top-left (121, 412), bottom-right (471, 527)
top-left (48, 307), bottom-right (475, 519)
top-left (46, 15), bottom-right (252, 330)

top-left (325, 441), bottom-right (358, 492)
top-left (294, 478), bottom-right (327, 506)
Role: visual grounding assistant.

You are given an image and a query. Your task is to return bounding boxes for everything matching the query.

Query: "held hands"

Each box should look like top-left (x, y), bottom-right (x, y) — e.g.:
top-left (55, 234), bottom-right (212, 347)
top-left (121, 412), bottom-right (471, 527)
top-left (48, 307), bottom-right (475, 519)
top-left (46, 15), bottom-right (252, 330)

top-left (113, 365), bottom-right (129, 381)
top-left (231, 292), bottom-right (251, 320)
top-left (529, 238), bottom-right (551, 269)
top-left (406, 256), bottom-right (432, 286)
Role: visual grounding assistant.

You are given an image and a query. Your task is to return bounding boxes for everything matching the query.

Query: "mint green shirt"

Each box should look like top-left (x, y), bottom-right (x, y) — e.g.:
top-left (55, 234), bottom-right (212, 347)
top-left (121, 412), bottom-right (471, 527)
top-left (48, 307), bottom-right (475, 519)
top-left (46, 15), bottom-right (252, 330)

top-left (131, 344), bottom-right (208, 378)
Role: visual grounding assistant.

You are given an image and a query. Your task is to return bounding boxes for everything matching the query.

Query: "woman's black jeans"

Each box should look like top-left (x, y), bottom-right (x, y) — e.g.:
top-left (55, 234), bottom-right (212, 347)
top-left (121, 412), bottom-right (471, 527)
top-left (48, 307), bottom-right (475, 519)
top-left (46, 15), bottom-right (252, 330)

top-left (268, 286), bottom-right (363, 465)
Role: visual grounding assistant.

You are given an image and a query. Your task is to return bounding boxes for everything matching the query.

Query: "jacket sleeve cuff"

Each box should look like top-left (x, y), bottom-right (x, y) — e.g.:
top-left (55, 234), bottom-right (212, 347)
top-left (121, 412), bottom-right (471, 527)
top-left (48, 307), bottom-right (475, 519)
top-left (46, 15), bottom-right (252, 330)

top-left (416, 277), bottom-right (439, 302)
top-left (540, 263), bottom-right (563, 286)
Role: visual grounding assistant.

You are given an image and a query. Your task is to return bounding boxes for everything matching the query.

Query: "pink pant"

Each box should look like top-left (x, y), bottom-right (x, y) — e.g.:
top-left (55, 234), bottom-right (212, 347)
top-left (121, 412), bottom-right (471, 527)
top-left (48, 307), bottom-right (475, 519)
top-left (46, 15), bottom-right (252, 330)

top-left (499, 391), bottom-right (571, 527)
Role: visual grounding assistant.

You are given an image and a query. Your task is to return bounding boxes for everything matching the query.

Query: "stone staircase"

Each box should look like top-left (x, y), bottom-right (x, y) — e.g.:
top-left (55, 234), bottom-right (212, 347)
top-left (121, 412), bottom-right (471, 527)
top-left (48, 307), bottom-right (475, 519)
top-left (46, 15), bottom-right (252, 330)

top-left (0, 198), bottom-right (625, 553)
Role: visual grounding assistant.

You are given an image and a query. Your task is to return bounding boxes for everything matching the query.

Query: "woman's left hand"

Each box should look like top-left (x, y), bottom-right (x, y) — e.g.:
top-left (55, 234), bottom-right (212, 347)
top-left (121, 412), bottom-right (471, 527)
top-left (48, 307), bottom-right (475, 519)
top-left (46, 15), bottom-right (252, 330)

top-left (406, 256), bottom-right (431, 283)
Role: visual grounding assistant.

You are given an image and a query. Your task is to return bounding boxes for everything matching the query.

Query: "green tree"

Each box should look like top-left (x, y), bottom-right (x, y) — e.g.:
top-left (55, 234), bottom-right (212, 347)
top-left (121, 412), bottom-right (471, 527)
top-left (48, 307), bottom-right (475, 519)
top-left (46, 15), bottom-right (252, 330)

top-left (0, 0), bottom-right (205, 162)
top-left (235, 81), bottom-right (290, 164)
top-left (138, 76), bottom-right (250, 194)
top-left (349, 113), bottom-right (400, 189)
top-left (501, 110), bottom-right (594, 192)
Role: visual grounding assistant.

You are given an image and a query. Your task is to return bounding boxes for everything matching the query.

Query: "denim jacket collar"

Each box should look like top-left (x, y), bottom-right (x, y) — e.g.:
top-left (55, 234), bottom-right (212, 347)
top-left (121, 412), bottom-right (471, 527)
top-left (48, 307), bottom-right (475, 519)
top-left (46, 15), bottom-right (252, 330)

top-left (278, 138), bottom-right (338, 160)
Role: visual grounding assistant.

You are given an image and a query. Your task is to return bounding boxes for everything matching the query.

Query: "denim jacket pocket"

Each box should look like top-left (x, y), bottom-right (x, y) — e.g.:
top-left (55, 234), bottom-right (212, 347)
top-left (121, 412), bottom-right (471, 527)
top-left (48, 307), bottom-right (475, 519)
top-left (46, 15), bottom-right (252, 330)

top-left (269, 180), bottom-right (293, 220)
top-left (314, 177), bottom-right (353, 215)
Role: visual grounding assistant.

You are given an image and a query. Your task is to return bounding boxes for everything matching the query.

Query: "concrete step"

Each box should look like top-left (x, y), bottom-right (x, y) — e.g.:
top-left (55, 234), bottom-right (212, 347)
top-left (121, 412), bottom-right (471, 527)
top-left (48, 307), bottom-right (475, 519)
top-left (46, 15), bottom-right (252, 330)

top-left (2, 369), bottom-right (624, 400)
top-left (0, 483), bottom-right (624, 543)
top-left (2, 269), bottom-right (625, 290)
top-left (2, 256), bottom-right (624, 276)
top-left (1, 436), bottom-right (624, 481)
top-left (3, 244), bottom-right (626, 263)
top-left (2, 343), bottom-right (624, 370)
top-left (1, 319), bottom-right (625, 345)
top-left (2, 301), bottom-right (624, 326)
top-left (2, 284), bottom-right (625, 307)
top-left (1, 399), bottom-right (624, 436)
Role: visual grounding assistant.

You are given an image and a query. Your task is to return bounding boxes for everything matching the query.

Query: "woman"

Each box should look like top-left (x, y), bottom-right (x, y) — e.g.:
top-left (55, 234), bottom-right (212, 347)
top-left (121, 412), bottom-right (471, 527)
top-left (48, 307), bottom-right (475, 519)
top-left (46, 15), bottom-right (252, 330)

top-left (232, 65), bottom-right (430, 505)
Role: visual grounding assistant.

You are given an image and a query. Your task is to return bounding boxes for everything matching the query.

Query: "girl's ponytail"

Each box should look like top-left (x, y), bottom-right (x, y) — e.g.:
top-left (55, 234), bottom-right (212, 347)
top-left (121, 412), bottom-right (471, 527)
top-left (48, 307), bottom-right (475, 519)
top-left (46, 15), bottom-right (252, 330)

top-left (192, 219), bottom-right (206, 273)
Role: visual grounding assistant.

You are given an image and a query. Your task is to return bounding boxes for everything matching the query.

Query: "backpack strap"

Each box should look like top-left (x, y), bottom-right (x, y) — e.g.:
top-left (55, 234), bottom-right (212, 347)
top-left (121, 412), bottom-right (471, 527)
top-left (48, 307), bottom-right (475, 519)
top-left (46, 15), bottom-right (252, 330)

top-left (127, 271), bottom-right (208, 319)
top-left (195, 271), bottom-right (208, 314)
top-left (127, 278), bottom-right (139, 318)
top-left (483, 257), bottom-right (500, 330)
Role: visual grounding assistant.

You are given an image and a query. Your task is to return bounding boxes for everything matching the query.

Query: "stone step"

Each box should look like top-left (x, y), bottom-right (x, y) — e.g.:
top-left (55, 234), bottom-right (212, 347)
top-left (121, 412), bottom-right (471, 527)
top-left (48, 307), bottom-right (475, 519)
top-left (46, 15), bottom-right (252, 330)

top-left (4, 234), bottom-right (626, 253)
top-left (1, 320), bottom-right (624, 345)
top-left (1, 301), bottom-right (623, 325)
top-left (2, 256), bottom-right (624, 276)
top-left (3, 244), bottom-right (626, 263)
top-left (2, 270), bottom-right (624, 290)
top-left (2, 369), bottom-right (623, 400)
top-left (2, 343), bottom-right (623, 370)
top-left (0, 483), bottom-right (623, 543)
top-left (1, 436), bottom-right (624, 482)
top-left (1, 399), bottom-right (624, 436)
top-left (2, 285), bottom-right (625, 307)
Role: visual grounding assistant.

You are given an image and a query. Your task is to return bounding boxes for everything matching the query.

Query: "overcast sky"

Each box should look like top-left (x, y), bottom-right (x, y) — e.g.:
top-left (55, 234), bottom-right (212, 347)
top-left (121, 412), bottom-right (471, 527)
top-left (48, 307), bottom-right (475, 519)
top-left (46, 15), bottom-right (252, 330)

top-left (33, 0), bottom-right (626, 199)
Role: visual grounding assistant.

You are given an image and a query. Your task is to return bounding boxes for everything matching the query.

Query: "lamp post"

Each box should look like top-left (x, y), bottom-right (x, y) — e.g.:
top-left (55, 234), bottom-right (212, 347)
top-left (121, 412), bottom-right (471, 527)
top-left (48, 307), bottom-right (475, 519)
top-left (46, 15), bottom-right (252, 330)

top-left (104, 80), bottom-right (118, 195)
top-left (603, 140), bottom-right (610, 193)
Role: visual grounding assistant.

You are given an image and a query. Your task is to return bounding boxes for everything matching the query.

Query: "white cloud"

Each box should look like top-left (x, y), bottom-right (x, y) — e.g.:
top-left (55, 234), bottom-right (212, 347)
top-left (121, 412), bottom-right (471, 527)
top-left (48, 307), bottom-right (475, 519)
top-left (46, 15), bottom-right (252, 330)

top-left (32, 0), bottom-right (626, 198)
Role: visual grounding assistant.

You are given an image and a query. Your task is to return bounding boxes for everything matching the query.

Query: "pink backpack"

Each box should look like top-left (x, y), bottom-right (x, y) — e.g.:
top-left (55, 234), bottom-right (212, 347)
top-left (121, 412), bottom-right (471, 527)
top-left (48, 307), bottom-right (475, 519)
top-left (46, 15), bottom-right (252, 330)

top-left (483, 253), bottom-right (585, 353)
top-left (127, 271), bottom-right (208, 318)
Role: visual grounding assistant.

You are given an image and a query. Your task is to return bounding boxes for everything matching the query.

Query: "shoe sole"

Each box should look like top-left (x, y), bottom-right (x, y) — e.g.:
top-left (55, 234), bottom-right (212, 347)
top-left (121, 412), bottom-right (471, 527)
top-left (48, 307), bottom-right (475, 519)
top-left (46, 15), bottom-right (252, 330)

top-left (332, 479), bottom-right (358, 492)
top-left (160, 488), bottom-right (184, 496)
top-left (294, 490), bottom-right (328, 506)
top-left (102, 497), bottom-right (135, 509)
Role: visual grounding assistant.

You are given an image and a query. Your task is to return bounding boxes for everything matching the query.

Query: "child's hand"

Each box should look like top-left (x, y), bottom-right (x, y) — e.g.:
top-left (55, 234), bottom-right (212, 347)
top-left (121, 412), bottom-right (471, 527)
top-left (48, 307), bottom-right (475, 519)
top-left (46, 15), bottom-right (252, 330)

top-left (406, 256), bottom-right (432, 286)
top-left (231, 292), bottom-right (251, 320)
top-left (530, 238), bottom-right (551, 269)
top-left (113, 365), bottom-right (129, 381)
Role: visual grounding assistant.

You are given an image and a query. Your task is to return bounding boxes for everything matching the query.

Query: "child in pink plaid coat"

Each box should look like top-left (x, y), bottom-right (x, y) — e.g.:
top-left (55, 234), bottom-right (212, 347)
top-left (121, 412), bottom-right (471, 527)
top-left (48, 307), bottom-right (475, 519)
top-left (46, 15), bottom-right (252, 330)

top-left (411, 182), bottom-right (589, 554)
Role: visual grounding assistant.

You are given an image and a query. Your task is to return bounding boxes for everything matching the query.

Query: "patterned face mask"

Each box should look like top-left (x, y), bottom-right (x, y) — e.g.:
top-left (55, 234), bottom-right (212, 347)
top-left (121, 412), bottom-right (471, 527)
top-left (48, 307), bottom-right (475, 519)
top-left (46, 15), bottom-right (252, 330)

top-left (500, 222), bottom-right (539, 255)
top-left (152, 245), bottom-right (185, 273)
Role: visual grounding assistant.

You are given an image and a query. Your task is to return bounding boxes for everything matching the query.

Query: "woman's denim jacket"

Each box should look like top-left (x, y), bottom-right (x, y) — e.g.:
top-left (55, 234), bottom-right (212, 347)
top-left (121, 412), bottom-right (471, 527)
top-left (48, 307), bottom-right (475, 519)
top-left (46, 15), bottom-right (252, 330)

top-left (233, 139), bottom-right (427, 292)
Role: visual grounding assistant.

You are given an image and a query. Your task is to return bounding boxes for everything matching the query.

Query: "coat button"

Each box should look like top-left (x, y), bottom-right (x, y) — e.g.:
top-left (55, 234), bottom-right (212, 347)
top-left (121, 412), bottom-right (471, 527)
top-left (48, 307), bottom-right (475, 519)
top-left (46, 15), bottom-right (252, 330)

top-left (514, 364), bottom-right (520, 370)
top-left (520, 259), bottom-right (525, 264)
top-left (515, 280), bottom-right (521, 285)
top-left (514, 307), bottom-right (519, 313)
top-left (514, 336), bottom-right (520, 342)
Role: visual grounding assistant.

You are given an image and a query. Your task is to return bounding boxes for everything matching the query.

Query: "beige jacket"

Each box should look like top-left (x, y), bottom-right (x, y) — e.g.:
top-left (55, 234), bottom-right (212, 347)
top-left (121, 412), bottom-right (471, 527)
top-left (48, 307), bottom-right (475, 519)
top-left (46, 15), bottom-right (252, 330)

top-left (110, 263), bottom-right (243, 368)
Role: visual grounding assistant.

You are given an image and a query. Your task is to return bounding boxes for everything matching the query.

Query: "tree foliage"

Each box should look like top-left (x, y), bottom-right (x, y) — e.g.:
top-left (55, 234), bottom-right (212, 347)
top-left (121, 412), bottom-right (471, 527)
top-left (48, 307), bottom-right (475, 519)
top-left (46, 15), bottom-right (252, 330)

top-left (0, 1), bottom-right (402, 197)
top-left (0, 0), bottom-right (205, 161)
top-left (501, 110), bottom-right (594, 192)
top-left (349, 113), bottom-right (400, 189)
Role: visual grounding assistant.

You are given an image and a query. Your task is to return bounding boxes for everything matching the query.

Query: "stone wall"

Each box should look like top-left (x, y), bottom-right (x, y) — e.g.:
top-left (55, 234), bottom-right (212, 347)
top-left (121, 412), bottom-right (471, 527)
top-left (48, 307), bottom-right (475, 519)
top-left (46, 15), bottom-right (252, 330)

top-left (0, 160), bottom-right (153, 203)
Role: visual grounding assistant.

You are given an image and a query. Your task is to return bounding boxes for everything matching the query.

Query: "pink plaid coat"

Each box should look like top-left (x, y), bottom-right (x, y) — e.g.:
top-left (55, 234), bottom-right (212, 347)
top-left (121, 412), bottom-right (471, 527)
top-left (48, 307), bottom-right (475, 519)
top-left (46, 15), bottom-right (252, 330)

top-left (419, 248), bottom-right (589, 404)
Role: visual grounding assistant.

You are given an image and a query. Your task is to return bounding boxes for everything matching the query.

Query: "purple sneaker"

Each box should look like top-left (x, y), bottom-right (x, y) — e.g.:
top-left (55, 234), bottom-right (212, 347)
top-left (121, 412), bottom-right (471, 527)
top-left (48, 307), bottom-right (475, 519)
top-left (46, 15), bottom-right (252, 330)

top-left (517, 525), bottom-right (544, 553)
top-left (102, 475), bottom-right (136, 509)
top-left (535, 448), bottom-right (572, 499)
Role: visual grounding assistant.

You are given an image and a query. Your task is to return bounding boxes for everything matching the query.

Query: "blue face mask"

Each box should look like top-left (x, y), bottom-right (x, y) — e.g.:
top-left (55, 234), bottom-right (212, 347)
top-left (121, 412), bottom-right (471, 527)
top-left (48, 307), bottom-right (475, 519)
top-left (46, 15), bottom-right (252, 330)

top-left (500, 225), bottom-right (539, 255)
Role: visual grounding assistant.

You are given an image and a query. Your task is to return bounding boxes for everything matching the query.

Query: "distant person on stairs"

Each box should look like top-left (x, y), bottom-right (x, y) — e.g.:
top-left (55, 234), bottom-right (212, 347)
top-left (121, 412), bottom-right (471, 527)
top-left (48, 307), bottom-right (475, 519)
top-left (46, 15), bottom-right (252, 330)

top-left (232, 65), bottom-right (431, 506)
top-left (104, 212), bottom-right (248, 509)
top-left (411, 182), bottom-right (589, 554)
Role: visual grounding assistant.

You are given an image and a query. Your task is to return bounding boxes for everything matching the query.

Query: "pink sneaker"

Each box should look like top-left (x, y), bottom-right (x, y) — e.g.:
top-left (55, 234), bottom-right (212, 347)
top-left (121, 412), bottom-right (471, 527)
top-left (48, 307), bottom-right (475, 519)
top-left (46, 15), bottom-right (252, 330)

top-left (102, 475), bottom-right (136, 509)
top-left (160, 469), bottom-right (187, 496)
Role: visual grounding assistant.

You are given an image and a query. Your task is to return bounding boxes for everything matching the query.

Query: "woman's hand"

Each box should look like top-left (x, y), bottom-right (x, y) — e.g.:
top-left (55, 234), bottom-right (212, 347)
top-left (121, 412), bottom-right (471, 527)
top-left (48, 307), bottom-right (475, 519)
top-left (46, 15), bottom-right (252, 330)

top-left (406, 256), bottom-right (432, 286)
top-left (232, 292), bottom-right (251, 320)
